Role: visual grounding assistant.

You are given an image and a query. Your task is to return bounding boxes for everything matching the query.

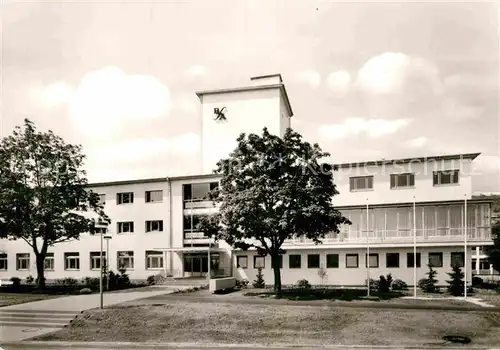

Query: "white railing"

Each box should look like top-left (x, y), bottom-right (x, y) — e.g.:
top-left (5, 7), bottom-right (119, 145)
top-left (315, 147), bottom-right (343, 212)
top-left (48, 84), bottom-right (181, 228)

top-left (184, 231), bottom-right (207, 239)
top-left (283, 227), bottom-right (492, 245)
top-left (184, 199), bottom-right (215, 209)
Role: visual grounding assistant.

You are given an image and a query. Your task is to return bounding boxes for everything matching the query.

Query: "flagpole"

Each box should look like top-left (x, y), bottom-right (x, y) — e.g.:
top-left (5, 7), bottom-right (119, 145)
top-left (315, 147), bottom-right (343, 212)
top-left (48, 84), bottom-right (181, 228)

top-left (464, 194), bottom-right (468, 299)
top-left (366, 199), bottom-right (370, 297)
top-left (413, 196), bottom-right (417, 299)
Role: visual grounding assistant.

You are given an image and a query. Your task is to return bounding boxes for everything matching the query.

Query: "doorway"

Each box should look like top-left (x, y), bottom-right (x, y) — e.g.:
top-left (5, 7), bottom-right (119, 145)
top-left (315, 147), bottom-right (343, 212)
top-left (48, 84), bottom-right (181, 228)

top-left (183, 253), bottom-right (220, 277)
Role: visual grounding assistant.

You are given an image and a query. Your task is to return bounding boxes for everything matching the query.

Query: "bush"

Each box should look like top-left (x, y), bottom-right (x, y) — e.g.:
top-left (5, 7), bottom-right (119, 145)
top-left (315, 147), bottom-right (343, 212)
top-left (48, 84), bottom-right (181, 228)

top-left (83, 277), bottom-right (99, 288)
top-left (63, 277), bottom-right (78, 285)
top-left (296, 279), bottom-right (311, 289)
top-left (472, 276), bottom-right (483, 287)
top-left (25, 275), bottom-right (34, 284)
top-left (252, 267), bottom-right (265, 288)
top-left (10, 277), bottom-right (21, 287)
top-left (418, 264), bottom-right (439, 293)
top-left (365, 278), bottom-right (379, 291)
top-left (446, 265), bottom-right (465, 296)
top-left (378, 274), bottom-right (393, 293)
top-left (236, 279), bottom-right (249, 289)
top-left (340, 289), bottom-right (355, 301)
top-left (147, 275), bottom-right (156, 286)
top-left (146, 274), bottom-right (166, 286)
top-left (392, 279), bottom-right (408, 291)
top-left (79, 288), bottom-right (92, 294)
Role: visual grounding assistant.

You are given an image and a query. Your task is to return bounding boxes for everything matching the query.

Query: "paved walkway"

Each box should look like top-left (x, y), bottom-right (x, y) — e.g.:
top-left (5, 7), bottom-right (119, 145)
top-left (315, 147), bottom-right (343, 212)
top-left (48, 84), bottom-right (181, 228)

top-left (0, 284), bottom-right (203, 342)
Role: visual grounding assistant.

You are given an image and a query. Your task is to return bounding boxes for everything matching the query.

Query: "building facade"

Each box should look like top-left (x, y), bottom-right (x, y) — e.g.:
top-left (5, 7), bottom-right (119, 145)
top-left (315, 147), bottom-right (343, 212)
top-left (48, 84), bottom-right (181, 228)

top-left (0, 74), bottom-right (494, 287)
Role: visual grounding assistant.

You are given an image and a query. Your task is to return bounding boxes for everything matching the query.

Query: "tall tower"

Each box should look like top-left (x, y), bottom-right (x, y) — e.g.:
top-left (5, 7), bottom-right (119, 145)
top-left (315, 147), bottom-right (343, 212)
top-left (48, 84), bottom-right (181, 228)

top-left (196, 74), bottom-right (294, 174)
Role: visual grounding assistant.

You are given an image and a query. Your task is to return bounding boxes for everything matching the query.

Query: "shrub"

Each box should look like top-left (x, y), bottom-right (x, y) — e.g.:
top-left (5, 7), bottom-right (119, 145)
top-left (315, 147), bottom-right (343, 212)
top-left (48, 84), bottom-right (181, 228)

top-left (236, 279), bottom-right (249, 289)
top-left (25, 275), bottom-right (34, 284)
top-left (296, 279), bottom-right (311, 289)
top-left (472, 276), bottom-right (483, 287)
top-left (418, 264), bottom-right (438, 293)
top-left (392, 279), bottom-right (408, 291)
top-left (365, 278), bottom-right (379, 292)
top-left (446, 264), bottom-right (465, 296)
top-left (79, 288), bottom-right (92, 294)
top-left (252, 267), bottom-right (265, 288)
top-left (378, 274), bottom-right (393, 293)
top-left (63, 277), bottom-right (77, 285)
top-left (340, 289), bottom-right (355, 301)
top-left (83, 277), bottom-right (99, 288)
top-left (10, 277), bottom-right (21, 287)
top-left (147, 275), bottom-right (156, 286)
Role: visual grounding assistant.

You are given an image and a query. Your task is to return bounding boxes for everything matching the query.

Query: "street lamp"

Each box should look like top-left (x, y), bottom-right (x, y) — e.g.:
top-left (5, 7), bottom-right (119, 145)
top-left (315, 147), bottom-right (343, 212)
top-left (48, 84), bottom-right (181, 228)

top-left (98, 221), bottom-right (109, 310)
top-left (104, 235), bottom-right (112, 291)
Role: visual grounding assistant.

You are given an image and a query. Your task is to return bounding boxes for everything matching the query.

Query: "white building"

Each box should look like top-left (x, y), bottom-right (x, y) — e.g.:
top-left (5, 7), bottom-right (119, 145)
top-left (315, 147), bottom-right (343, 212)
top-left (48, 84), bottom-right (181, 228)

top-left (0, 74), bottom-right (494, 287)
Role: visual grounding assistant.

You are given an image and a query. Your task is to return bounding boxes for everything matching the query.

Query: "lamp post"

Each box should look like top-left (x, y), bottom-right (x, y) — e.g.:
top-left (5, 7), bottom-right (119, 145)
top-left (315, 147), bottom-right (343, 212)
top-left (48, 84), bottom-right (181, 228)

top-left (104, 235), bottom-right (112, 291)
top-left (100, 228), bottom-right (104, 309)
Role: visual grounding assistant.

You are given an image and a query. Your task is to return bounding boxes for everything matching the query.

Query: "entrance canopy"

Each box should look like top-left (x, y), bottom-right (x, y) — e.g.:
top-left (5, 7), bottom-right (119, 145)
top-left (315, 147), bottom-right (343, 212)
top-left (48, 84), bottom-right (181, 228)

top-left (153, 247), bottom-right (227, 254)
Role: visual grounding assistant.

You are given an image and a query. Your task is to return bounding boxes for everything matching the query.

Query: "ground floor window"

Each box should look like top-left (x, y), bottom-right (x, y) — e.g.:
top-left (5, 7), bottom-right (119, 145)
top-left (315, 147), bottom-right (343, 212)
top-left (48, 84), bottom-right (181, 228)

top-left (346, 254), bottom-right (359, 268)
top-left (428, 252), bottom-right (443, 268)
top-left (16, 253), bottom-right (30, 270)
top-left (146, 251), bottom-right (164, 269)
top-left (407, 252), bottom-right (421, 268)
top-left (366, 253), bottom-right (379, 268)
top-left (450, 252), bottom-right (464, 268)
top-left (386, 253), bottom-right (400, 268)
top-left (289, 255), bottom-right (301, 268)
top-left (65, 252), bottom-right (80, 270)
top-left (254, 256), bottom-right (265, 269)
top-left (90, 252), bottom-right (106, 270)
top-left (326, 254), bottom-right (339, 268)
top-left (44, 253), bottom-right (54, 270)
top-left (0, 254), bottom-right (7, 270)
top-left (308, 254), bottom-right (320, 268)
top-left (237, 255), bottom-right (248, 269)
top-left (118, 251), bottom-right (134, 269)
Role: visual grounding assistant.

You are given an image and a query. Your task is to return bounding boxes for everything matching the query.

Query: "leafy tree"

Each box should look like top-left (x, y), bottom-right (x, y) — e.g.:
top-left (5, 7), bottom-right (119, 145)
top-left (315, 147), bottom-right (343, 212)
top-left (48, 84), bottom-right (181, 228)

top-left (197, 128), bottom-right (350, 293)
top-left (0, 119), bottom-right (110, 289)
top-left (446, 264), bottom-right (465, 296)
top-left (485, 221), bottom-right (500, 273)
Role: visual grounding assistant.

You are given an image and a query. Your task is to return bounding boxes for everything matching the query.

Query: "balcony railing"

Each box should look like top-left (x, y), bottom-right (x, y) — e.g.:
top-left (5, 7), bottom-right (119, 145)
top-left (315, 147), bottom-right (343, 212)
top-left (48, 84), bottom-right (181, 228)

top-left (184, 199), bottom-right (216, 209)
top-left (283, 227), bottom-right (492, 245)
top-left (184, 231), bottom-right (208, 239)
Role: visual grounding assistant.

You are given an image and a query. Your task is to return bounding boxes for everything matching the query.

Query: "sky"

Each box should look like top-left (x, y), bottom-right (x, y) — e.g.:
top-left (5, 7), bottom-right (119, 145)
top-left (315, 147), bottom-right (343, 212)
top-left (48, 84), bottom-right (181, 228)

top-left (1, 0), bottom-right (499, 193)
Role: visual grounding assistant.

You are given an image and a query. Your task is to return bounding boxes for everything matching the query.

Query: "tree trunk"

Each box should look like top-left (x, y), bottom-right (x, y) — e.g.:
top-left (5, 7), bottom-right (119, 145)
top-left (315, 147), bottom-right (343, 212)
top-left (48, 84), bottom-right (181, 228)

top-left (271, 255), bottom-right (282, 294)
top-left (35, 254), bottom-right (46, 290)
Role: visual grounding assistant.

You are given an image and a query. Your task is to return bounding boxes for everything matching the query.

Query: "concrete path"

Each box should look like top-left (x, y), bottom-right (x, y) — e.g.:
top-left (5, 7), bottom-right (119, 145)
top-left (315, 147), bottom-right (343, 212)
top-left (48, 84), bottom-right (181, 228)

top-left (0, 341), bottom-right (494, 350)
top-left (0, 284), bottom-right (203, 342)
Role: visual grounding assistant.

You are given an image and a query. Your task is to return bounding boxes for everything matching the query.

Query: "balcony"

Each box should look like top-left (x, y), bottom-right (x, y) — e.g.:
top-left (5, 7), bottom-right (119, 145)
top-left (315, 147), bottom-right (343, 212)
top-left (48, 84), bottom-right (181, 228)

top-left (283, 227), bottom-right (492, 246)
top-left (184, 199), bottom-right (216, 209)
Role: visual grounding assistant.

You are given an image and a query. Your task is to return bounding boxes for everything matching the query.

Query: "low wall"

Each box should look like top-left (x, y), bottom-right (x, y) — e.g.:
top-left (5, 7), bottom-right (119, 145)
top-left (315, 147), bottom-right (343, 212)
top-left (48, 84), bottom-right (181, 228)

top-left (209, 277), bottom-right (236, 293)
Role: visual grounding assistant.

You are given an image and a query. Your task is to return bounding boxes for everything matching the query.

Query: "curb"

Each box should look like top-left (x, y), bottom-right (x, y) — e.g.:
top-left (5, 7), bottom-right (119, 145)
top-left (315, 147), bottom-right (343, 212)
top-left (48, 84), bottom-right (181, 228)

top-left (0, 341), bottom-right (497, 349)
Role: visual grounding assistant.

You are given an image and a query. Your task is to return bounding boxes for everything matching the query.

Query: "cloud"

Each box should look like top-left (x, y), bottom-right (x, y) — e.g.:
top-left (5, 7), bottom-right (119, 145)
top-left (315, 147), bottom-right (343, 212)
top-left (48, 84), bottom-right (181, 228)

top-left (69, 66), bottom-right (171, 136)
top-left (356, 52), bottom-right (442, 96)
top-left (326, 70), bottom-right (351, 96)
top-left (295, 70), bottom-right (321, 88)
top-left (185, 65), bottom-right (206, 76)
top-left (403, 136), bottom-right (429, 149)
top-left (319, 117), bottom-right (411, 140)
top-left (472, 155), bottom-right (500, 175)
top-left (36, 82), bottom-right (74, 107)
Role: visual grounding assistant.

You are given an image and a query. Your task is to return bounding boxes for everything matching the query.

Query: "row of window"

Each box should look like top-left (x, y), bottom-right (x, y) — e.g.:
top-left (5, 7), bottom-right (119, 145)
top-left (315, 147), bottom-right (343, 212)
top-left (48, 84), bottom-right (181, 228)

top-left (350, 170), bottom-right (460, 191)
top-left (236, 251), bottom-right (465, 269)
top-left (112, 190), bottom-right (164, 205)
top-left (104, 220), bottom-right (164, 234)
top-left (0, 251), bottom-right (165, 271)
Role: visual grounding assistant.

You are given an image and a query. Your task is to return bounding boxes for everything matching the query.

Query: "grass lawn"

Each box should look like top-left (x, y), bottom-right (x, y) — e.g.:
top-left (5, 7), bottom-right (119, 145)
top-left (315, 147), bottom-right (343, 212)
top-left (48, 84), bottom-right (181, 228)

top-left (0, 292), bottom-right (61, 307)
top-left (474, 289), bottom-right (500, 307)
top-left (32, 300), bottom-right (500, 346)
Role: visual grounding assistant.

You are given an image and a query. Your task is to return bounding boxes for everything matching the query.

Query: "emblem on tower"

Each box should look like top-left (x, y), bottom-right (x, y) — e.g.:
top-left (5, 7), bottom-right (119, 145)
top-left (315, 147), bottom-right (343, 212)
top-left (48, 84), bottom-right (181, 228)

top-left (213, 107), bottom-right (227, 122)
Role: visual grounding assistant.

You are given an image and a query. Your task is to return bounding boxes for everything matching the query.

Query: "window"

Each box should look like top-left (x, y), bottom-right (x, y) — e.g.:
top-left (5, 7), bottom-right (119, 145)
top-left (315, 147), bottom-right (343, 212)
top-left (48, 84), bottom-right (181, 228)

top-left (95, 227), bottom-right (107, 234)
top-left (429, 252), bottom-right (443, 268)
top-left (16, 253), bottom-right (30, 270)
top-left (64, 252), bottom-right (80, 270)
top-left (407, 252), bottom-right (421, 268)
top-left (117, 251), bottom-right (134, 269)
top-left (183, 182), bottom-right (219, 201)
top-left (390, 173), bottom-right (415, 188)
top-left (118, 221), bottom-right (134, 233)
top-left (433, 170), bottom-right (459, 186)
top-left (365, 253), bottom-right (379, 268)
top-left (307, 254), bottom-right (320, 268)
top-left (237, 256), bottom-right (248, 269)
top-left (44, 253), bottom-right (54, 270)
top-left (146, 220), bottom-right (163, 232)
top-left (346, 254), bottom-right (359, 268)
top-left (90, 252), bottom-right (106, 270)
top-left (271, 255), bottom-right (283, 269)
top-left (326, 254), bottom-right (339, 268)
top-left (451, 252), bottom-right (464, 268)
top-left (0, 253), bottom-right (7, 270)
top-left (117, 192), bottom-right (134, 204)
top-left (145, 190), bottom-right (163, 203)
top-left (386, 253), bottom-right (400, 268)
top-left (98, 194), bottom-right (106, 205)
top-left (254, 256), bottom-right (265, 268)
top-left (289, 254), bottom-right (301, 268)
top-left (349, 176), bottom-right (374, 191)
top-left (146, 251), bottom-right (164, 269)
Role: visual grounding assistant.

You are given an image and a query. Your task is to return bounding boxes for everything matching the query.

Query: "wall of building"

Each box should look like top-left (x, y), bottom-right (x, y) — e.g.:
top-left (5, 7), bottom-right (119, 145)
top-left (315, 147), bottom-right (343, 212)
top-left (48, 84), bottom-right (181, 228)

top-left (333, 159), bottom-right (473, 206)
top-left (234, 246), bottom-right (474, 287)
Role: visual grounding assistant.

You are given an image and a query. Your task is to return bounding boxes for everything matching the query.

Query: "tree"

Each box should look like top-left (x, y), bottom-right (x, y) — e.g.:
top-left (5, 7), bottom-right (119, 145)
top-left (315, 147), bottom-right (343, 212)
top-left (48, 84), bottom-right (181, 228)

top-left (418, 264), bottom-right (439, 293)
top-left (252, 267), bottom-right (265, 288)
top-left (485, 221), bottom-right (500, 273)
top-left (197, 128), bottom-right (350, 293)
top-left (0, 119), bottom-right (110, 289)
top-left (446, 264), bottom-right (465, 296)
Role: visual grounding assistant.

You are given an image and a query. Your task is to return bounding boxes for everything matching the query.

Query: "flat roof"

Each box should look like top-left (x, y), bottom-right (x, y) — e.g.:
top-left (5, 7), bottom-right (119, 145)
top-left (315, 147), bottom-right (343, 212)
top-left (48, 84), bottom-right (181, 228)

top-left (195, 83), bottom-right (294, 117)
top-left (87, 173), bottom-right (219, 188)
top-left (250, 73), bottom-right (283, 82)
top-left (335, 198), bottom-right (493, 210)
top-left (336, 152), bottom-right (481, 169)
